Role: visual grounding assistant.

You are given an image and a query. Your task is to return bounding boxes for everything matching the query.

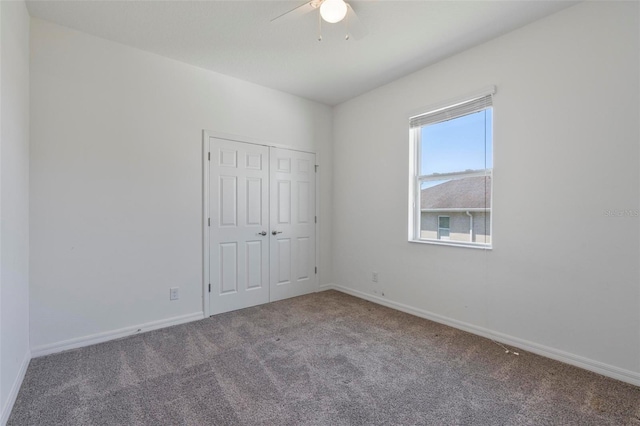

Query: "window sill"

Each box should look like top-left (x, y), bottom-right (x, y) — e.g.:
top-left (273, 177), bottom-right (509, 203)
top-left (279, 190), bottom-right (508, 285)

top-left (408, 239), bottom-right (492, 250)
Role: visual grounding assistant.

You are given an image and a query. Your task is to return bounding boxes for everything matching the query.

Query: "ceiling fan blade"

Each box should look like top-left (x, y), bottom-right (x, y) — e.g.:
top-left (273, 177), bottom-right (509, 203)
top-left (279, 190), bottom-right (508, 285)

top-left (271, 1), bottom-right (316, 23)
top-left (345, 3), bottom-right (368, 40)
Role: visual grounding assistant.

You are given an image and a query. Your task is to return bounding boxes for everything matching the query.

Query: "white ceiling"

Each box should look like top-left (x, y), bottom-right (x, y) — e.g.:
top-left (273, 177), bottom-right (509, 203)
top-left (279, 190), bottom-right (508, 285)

top-left (26, 1), bottom-right (578, 106)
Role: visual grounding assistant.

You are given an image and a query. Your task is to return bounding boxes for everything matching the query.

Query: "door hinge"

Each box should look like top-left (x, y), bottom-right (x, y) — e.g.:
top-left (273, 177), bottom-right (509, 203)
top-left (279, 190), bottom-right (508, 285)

top-left (315, 266), bottom-right (317, 274)
top-left (315, 216), bottom-right (317, 224)
top-left (208, 283), bottom-right (211, 292)
top-left (315, 165), bottom-right (319, 173)
top-left (208, 218), bottom-right (210, 226)
top-left (208, 152), bottom-right (210, 161)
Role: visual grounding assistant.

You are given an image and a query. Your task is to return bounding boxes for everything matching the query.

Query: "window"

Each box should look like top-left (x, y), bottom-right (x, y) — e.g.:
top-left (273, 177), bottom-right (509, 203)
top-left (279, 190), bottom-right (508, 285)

top-left (409, 88), bottom-right (494, 248)
top-left (438, 216), bottom-right (450, 240)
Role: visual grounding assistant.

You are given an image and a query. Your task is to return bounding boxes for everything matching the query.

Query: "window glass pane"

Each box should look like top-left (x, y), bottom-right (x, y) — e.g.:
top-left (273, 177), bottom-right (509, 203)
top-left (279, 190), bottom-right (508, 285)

top-left (420, 179), bottom-right (449, 208)
top-left (438, 216), bottom-right (450, 228)
top-left (419, 177), bottom-right (491, 244)
top-left (420, 109), bottom-right (492, 176)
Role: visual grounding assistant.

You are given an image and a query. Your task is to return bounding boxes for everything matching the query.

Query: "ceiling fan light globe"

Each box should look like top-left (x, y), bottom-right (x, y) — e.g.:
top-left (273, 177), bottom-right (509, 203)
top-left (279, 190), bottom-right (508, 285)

top-left (320, 0), bottom-right (348, 24)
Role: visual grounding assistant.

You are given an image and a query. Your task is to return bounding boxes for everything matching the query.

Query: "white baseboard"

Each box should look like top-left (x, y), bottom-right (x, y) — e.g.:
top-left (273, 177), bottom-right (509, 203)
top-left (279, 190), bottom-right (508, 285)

top-left (31, 312), bottom-right (204, 358)
top-left (317, 283), bottom-right (336, 292)
top-left (326, 284), bottom-right (640, 388)
top-left (1, 350), bottom-right (31, 426)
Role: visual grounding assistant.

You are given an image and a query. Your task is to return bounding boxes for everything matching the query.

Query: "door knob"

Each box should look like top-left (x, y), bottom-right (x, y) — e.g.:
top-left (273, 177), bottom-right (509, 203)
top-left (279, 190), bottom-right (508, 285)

top-left (257, 231), bottom-right (267, 236)
top-left (272, 230), bottom-right (283, 235)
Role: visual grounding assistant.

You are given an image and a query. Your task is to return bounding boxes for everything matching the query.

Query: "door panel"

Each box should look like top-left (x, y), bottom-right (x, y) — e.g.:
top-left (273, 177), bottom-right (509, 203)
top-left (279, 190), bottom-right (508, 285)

top-left (209, 138), bottom-right (270, 314)
top-left (246, 178), bottom-right (262, 225)
top-left (269, 148), bottom-right (317, 301)
top-left (219, 243), bottom-right (238, 294)
top-left (297, 237), bottom-right (309, 280)
top-left (298, 182), bottom-right (309, 223)
top-left (246, 241), bottom-right (263, 289)
top-left (277, 181), bottom-right (291, 224)
top-left (277, 238), bottom-right (291, 284)
top-left (219, 176), bottom-right (237, 227)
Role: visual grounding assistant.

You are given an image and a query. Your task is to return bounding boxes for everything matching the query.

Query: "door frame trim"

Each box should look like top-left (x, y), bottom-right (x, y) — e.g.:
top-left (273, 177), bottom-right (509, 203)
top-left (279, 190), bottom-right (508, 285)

top-left (202, 130), bottom-right (319, 317)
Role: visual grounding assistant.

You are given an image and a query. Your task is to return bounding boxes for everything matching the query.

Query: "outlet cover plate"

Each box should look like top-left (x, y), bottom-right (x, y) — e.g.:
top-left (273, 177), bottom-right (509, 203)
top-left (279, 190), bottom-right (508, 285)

top-left (170, 287), bottom-right (179, 301)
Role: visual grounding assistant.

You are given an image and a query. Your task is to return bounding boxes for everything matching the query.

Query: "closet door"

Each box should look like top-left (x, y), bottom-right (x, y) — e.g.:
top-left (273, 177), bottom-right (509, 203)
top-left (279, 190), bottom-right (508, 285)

top-left (209, 138), bottom-right (270, 315)
top-left (269, 148), bottom-right (317, 301)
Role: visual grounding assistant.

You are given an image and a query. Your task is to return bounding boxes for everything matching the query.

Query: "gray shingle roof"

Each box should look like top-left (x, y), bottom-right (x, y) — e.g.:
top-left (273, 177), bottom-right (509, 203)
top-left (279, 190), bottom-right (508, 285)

top-left (420, 176), bottom-right (491, 210)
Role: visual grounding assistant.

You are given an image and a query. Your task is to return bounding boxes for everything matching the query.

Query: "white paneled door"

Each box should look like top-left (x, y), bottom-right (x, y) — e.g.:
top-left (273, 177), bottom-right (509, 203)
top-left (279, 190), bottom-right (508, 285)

top-left (269, 148), bottom-right (317, 301)
top-left (209, 138), bottom-right (270, 315)
top-left (208, 138), bottom-right (316, 315)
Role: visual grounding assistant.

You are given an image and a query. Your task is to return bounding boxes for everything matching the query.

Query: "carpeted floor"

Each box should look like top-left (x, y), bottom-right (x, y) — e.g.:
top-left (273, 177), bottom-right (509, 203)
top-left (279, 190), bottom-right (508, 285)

top-left (8, 290), bottom-right (640, 425)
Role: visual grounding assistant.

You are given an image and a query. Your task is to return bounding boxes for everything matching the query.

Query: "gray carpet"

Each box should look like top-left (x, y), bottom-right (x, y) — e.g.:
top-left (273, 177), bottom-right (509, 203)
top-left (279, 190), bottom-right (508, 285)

top-left (8, 290), bottom-right (640, 425)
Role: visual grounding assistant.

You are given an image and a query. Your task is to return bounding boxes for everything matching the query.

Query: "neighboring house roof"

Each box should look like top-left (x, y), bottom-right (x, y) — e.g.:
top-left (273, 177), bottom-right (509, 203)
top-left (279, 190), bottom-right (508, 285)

top-left (421, 176), bottom-right (491, 210)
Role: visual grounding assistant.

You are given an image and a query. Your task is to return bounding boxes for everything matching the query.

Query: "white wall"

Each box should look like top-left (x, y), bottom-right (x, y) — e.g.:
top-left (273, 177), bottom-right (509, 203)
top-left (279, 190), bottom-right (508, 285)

top-left (332, 1), bottom-right (639, 383)
top-left (1, 0), bottom-right (31, 422)
top-left (29, 19), bottom-right (333, 351)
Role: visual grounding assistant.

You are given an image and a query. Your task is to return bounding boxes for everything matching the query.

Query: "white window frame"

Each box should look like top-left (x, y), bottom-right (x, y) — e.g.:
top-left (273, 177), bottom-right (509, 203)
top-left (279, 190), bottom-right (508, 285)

top-left (408, 86), bottom-right (495, 249)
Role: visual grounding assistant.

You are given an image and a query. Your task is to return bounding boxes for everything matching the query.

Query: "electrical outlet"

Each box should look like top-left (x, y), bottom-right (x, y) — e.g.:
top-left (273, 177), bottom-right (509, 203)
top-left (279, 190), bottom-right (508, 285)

top-left (372, 272), bottom-right (378, 283)
top-left (170, 287), bottom-right (179, 301)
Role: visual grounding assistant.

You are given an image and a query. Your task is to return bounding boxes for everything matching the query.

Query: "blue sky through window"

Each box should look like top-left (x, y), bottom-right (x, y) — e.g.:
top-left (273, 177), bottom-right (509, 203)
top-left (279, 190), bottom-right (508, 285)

top-left (420, 109), bottom-right (493, 177)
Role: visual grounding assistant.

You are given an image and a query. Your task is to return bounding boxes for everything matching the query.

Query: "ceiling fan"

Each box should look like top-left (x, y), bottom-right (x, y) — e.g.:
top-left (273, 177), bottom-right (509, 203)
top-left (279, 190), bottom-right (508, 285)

top-left (271, 0), bottom-right (367, 41)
